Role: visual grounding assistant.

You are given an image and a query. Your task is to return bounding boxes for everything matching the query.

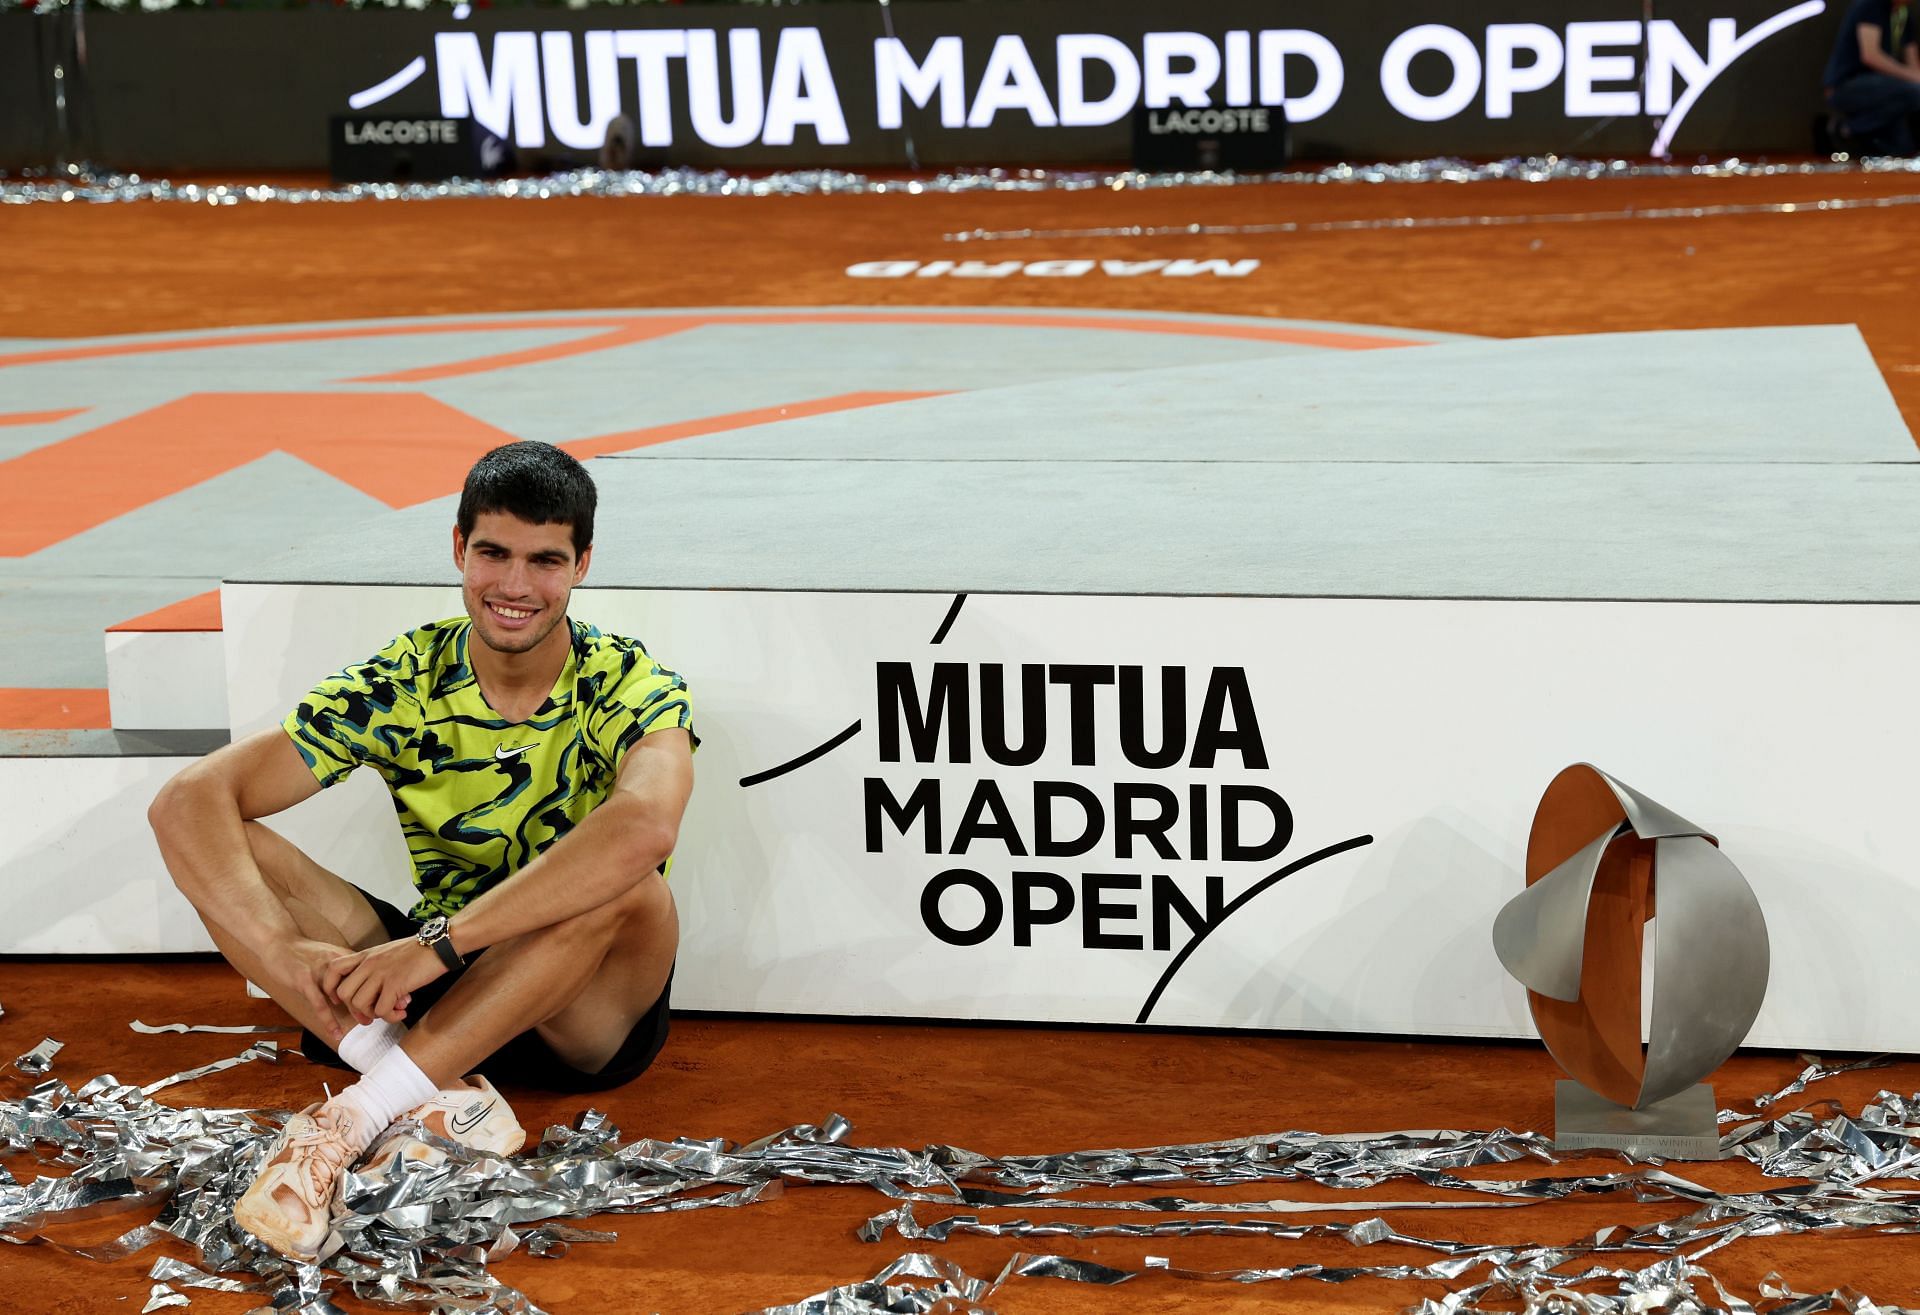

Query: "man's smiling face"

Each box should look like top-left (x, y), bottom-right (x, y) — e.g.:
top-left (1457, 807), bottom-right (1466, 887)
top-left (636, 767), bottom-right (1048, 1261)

top-left (454, 510), bottom-right (592, 656)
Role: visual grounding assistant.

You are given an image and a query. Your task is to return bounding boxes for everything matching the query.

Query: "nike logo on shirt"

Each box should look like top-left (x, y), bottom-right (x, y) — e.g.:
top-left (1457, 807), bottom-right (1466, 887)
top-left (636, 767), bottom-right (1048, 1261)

top-left (494, 744), bottom-right (533, 761)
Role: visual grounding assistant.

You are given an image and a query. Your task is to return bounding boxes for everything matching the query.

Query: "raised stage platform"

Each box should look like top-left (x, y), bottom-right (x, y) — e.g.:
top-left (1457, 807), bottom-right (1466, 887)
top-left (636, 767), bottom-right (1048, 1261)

top-left (8, 310), bottom-right (1918, 1055)
top-left (212, 318), bottom-right (1920, 1054)
top-left (2, 306), bottom-right (1457, 953)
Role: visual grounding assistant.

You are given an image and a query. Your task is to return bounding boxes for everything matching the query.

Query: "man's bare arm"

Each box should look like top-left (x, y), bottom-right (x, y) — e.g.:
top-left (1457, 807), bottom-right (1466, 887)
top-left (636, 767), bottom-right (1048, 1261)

top-left (148, 728), bottom-right (362, 1038)
top-left (1856, 23), bottom-right (1920, 82)
top-left (446, 728), bottom-right (694, 957)
top-left (149, 728), bottom-right (326, 947)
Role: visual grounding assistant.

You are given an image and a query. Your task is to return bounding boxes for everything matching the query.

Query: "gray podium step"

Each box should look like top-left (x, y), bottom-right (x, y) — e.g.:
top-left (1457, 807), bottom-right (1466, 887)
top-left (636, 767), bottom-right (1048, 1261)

top-left (241, 325), bottom-right (1919, 604)
top-left (625, 325), bottom-right (1912, 467)
top-left (247, 458), bottom-right (1920, 603)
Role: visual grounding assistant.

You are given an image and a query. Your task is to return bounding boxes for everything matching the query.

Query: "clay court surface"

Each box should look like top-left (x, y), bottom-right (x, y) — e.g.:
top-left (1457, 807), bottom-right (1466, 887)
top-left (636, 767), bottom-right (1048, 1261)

top-left (11, 169), bottom-right (1920, 446)
top-left (5, 168), bottom-right (1920, 1313)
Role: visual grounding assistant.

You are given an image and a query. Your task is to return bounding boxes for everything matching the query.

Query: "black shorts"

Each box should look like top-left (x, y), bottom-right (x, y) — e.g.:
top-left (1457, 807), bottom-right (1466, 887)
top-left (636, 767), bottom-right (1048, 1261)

top-left (299, 888), bottom-right (672, 1094)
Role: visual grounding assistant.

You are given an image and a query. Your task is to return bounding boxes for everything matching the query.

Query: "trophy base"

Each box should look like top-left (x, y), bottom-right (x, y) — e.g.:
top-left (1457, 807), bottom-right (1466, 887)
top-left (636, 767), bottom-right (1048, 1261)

top-left (1553, 1080), bottom-right (1723, 1160)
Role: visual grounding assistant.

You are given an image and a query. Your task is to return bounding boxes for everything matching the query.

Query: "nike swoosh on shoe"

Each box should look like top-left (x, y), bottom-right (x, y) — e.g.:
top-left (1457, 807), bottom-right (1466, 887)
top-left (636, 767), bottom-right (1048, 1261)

top-left (449, 1101), bottom-right (498, 1136)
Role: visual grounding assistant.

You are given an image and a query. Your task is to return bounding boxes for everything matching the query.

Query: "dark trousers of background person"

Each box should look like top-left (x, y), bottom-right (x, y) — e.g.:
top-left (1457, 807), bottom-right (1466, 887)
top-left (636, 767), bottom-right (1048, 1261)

top-left (1831, 73), bottom-right (1920, 153)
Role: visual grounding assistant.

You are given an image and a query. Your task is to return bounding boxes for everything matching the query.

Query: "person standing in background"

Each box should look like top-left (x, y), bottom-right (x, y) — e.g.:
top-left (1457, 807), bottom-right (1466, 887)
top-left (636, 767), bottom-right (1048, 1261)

top-left (1825, 0), bottom-right (1920, 154)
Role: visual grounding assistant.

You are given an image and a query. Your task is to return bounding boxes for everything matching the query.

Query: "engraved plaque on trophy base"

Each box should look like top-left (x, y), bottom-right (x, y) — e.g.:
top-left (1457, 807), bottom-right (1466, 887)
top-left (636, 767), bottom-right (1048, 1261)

top-left (1553, 1080), bottom-right (1722, 1160)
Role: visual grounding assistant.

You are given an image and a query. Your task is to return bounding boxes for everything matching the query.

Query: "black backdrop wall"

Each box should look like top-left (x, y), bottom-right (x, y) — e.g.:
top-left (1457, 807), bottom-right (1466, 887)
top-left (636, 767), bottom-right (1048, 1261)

top-left (2, 0), bottom-right (1843, 172)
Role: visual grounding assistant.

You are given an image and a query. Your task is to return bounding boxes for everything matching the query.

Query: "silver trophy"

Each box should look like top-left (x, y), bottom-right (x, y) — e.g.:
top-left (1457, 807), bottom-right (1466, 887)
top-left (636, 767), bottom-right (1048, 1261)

top-left (1492, 764), bottom-right (1769, 1158)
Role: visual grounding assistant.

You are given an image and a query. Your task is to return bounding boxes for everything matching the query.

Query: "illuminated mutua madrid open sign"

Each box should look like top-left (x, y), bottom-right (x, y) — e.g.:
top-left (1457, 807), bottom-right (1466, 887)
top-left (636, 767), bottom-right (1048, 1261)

top-left (345, 3), bottom-right (1826, 159)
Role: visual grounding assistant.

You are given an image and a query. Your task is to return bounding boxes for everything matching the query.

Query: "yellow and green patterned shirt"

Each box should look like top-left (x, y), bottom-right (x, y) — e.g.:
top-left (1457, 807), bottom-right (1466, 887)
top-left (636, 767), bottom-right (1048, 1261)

top-left (282, 616), bottom-right (695, 919)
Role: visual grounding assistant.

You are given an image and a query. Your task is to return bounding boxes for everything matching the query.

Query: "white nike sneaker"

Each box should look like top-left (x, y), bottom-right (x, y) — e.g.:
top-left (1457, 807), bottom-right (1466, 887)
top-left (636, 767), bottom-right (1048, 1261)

top-left (233, 1098), bottom-right (367, 1260)
top-left (360, 1074), bottom-right (525, 1174)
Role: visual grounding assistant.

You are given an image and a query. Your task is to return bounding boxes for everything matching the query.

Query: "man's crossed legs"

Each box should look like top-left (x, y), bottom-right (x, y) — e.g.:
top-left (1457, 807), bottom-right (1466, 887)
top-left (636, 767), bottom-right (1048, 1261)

top-left (201, 822), bottom-right (677, 1257)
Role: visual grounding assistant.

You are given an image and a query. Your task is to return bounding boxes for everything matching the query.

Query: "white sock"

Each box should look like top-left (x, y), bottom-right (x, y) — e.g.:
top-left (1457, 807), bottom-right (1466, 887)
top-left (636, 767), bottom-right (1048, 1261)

top-left (335, 1019), bottom-right (406, 1074)
top-left (326, 1047), bottom-right (441, 1155)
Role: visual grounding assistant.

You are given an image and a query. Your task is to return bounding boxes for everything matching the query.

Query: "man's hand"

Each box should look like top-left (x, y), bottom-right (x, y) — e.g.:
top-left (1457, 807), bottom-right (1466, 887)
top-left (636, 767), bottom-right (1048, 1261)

top-left (287, 939), bottom-right (359, 1044)
top-left (323, 936), bottom-right (440, 1027)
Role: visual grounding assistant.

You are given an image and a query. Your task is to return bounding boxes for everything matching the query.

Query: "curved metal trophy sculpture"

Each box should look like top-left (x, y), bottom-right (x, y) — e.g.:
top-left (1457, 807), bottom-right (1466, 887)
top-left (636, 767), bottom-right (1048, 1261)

top-left (1492, 764), bottom-right (1769, 1158)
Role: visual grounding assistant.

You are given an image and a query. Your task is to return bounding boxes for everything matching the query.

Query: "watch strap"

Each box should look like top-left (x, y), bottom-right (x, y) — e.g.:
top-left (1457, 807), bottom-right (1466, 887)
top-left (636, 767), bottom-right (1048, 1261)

top-left (419, 916), bottom-right (464, 971)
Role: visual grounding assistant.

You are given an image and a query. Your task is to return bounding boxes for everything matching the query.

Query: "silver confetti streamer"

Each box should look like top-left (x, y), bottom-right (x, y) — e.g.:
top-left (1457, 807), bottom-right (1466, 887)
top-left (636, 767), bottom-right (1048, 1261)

top-left (13, 1036), bottom-right (63, 1074)
top-left (140, 1283), bottom-right (190, 1313)
top-left (140, 1040), bottom-right (281, 1097)
top-left (747, 1247), bottom-right (1920, 1315)
top-left (862, 1202), bottom-right (1533, 1248)
top-left (1753, 1056), bottom-right (1893, 1111)
top-left (3, 1047), bottom-right (1919, 1315)
top-left (131, 1022), bottom-right (294, 1036)
top-left (147, 1258), bottom-right (267, 1294)
top-left (749, 1253), bottom-right (993, 1315)
top-left (2, 156), bottom-right (1918, 208)
top-left (18, 0), bottom-right (460, 8)
top-left (1717, 1054), bottom-right (1891, 1128)
top-left (946, 192), bottom-right (1920, 243)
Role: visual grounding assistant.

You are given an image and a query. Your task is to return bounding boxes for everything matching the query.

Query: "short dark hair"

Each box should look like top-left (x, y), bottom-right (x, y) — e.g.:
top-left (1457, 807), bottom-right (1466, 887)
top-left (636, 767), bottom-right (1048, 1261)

top-left (457, 442), bottom-right (597, 556)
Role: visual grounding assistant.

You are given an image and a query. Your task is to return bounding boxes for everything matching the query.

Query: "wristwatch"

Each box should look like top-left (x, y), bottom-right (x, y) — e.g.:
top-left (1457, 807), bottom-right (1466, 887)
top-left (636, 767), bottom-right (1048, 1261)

top-left (416, 915), bottom-right (464, 971)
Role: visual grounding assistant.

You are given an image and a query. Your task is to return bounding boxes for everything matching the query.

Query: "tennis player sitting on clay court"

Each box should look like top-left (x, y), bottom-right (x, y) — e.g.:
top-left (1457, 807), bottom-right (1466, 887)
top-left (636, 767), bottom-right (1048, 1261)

top-left (148, 441), bottom-right (695, 1260)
